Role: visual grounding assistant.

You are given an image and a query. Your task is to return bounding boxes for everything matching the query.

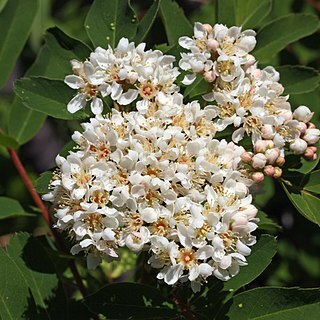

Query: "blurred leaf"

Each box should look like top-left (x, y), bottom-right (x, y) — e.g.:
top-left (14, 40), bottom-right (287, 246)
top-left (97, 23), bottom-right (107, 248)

top-left (223, 235), bottom-right (277, 292)
top-left (160, 0), bottom-right (193, 45)
top-left (0, 0), bottom-right (39, 88)
top-left (0, 132), bottom-right (19, 149)
top-left (190, 0), bottom-right (216, 25)
top-left (0, 216), bottom-right (40, 236)
top-left (235, 0), bottom-right (272, 29)
top-left (85, 0), bottom-right (138, 48)
top-left (0, 197), bottom-right (34, 220)
top-left (278, 65), bottom-right (320, 95)
top-left (303, 170), bottom-right (320, 194)
top-left (282, 181), bottom-right (320, 227)
top-left (35, 171), bottom-right (53, 194)
top-left (224, 287), bottom-right (320, 319)
top-left (0, 233), bottom-right (60, 319)
top-left (183, 75), bottom-right (209, 99)
top-left (257, 211), bottom-right (281, 232)
top-left (254, 14), bottom-right (320, 63)
top-left (217, 0), bottom-right (236, 26)
top-left (14, 77), bottom-right (88, 120)
top-left (0, 0), bottom-right (7, 13)
top-left (86, 283), bottom-right (177, 319)
top-left (134, 0), bottom-right (161, 43)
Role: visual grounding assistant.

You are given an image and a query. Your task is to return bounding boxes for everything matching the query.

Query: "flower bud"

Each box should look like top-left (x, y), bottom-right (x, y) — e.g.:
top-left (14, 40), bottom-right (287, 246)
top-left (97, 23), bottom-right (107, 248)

top-left (293, 105), bottom-right (313, 123)
top-left (241, 152), bottom-right (253, 164)
top-left (273, 167), bottom-right (282, 179)
top-left (204, 70), bottom-right (216, 82)
top-left (254, 140), bottom-right (266, 153)
top-left (280, 110), bottom-right (293, 122)
top-left (252, 171), bottom-right (264, 183)
top-left (207, 39), bottom-right (218, 51)
top-left (303, 128), bottom-right (320, 145)
top-left (308, 122), bottom-right (316, 129)
top-left (204, 23), bottom-right (213, 34)
top-left (296, 121), bottom-right (307, 134)
top-left (290, 138), bottom-right (308, 155)
top-left (304, 147), bottom-right (315, 160)
top-left (245, 54), bottom-right (256, 68)
top-left (251, 153), bottom-right (267, 169)
top-left (310, 146), bottom-right (317, 153)
top-left (128, 72), bottom-right (138, 84)
top-left (265, 140), bottom-right (275, 149)
top-left (265, 149), bottom-right (280, 164)
top-left (275, 156), bottom-right (285, 167)
top-left (263, 165), bottom-right (275, 177)
top-left (261, 125), bottom-right (274, 139)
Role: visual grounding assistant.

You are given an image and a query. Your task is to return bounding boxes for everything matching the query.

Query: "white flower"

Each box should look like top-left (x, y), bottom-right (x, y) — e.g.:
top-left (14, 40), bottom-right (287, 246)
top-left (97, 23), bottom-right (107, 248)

top-left (293, 105), bottom-right (314, 123)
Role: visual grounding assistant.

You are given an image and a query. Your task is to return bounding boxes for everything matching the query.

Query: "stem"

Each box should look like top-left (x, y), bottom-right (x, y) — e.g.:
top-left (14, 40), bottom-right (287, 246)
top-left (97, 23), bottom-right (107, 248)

top-left (8, 148), bottom-right (87, 298)
top-left (171, 294), bottom-right (197, 320)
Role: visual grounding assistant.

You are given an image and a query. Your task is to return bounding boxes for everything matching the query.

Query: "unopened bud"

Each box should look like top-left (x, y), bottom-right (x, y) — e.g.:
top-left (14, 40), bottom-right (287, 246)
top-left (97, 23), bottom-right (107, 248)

top-left (275, 156), bottom-right (285, 167)
top-left (261, 125), bottom-right (274, 140)
top-left (293, 105), bottom-right (313, 123)
top-left (290, 138), bottom-right (308, 155)
top-left (310, 146), bottom-right (317, 153)
top-left (254, 140), bottom-right (266, 153)
top-left (280, 110), bottom-right (293, 122)
top-left (252, 153), bottom-right (267, 169)
top-left (265, 149), bottom-right (280, 164)
top-left (241, 152), bottom-right (253, 164)
top-left (297, 121), bottom-right (307, 134)
top-left (273, 167), bottom-right (282, 179)
top-left (207, 39), bottom-right (218, 51)
top-left (265, 140), bottom-right (275, 149)
top-left (245, 54), bottom-right (256, 68)
top-left (303, 128), bottom-right (320, 145)
top-left (252, 171), bottom-right (264, 183)
top-left (203, 23), bottom-right (213, 34)
top-left (263, 165), bottom-right (275, 177)
top-left (308, 122), bottom-right (316, 129)
top-left (204, 70), bottom-right (216, 82)
top-left (128, 72), bottom-right (138, 84)
top-left (304, 147), bottom-right (315, 160)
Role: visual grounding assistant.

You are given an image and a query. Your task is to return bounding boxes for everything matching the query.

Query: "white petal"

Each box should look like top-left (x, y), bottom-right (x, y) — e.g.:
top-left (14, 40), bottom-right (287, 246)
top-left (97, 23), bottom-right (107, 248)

top-left (117, 89), bottom-right (139, 105)
top-left (91, 97), bottom-right (103, 115)
top-left (64, 75), bottom-right (85, 89)
top-left (67, 93), bottom-right (86, 113)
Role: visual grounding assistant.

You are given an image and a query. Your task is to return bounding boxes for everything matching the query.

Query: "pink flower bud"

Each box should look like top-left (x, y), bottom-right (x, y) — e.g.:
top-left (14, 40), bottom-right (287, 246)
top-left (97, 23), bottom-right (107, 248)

top-left (310, 146), bottom-right (317, 153)
top-left (304, 147), bottom-right (315, 160)
top-left (261, 125), bottom-right (274, 139)
top-left (293, 105), bottom-right (313, 123)
top-left (296, 121), bottom-right (307, 134)
top-left (241, 152), bottom-right (253, 164)
top-left (254, 140), bottom-right (266, 153)
top-left (265, 149), bottom-right (280, 164)
top-left (308, 122), bottom-right (316, 129)
top-left (263, 165), bottom-right (275, 177)
top-left (273, 167), bottom-right (282, 179)
top-left (252, 172), bottom-right (264, 183)
top-left (303, 128), bottom-right (320, 145)
top-left (275, 156), bottom-right (285, 167)
top-left (207, 39), bottom-right (218, 51)
top-left (203, 24), bottom-right (213, 34)
top-left (251, 153), bottom-right (267, 169)
top-left (290, 138), bottom-right (308, 155)
top-left (204, 70), bottom-right (216, 82)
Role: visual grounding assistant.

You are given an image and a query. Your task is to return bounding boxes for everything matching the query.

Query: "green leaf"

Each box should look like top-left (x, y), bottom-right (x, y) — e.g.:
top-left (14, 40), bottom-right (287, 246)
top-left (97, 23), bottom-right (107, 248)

top-left (86, 283), bottom-right (177, 319)
top-left (225, 287), bottom-right (320, 320)
top-left (85, 0), bottom-right (138, 48)
top-left (223, 235), bottom-right (277, 292)
top-left (0, 0), bottom-right (7, 13)
top-left (0, 197), bottom-right (34, 220)
top-left (160, 0), bottom-right (193, 45)
top-left (0, 233), bottom-right (60, 319)
top-left (235, 0), bottom-right (272, 29)
top-left (0, 132), bottom-right (18, 149)
top-left (0, 0), bottom-right (39, 88)
top-left (278, 65), bottom-right (320, 95)
top-left (282, 181), bottom-right (320, 226)
top-left (35, 171), bottom-right (53, 194)
top-left (134, 0), bottom-right (161, 43)
top-left (254, 14), bottom-right (320, 63)
top-left (14, 77), bottom-right (88, 120)
top-left (303, 170), bottom-right (320, 194)
top-left (256, 211), bottom-right (281, 233)
top-left (183, 74), bottom-right (210, 99)
top-left (217, 0), bottom-right (236, 26)
top-left (254, 176), bottom-right (275, 208)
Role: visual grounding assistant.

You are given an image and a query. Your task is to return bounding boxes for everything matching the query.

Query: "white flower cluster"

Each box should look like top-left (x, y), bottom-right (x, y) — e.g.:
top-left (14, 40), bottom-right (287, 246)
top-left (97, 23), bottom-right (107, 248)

top-left (44, 92), bottom-right (259, 291)
top-left (64, 38), bottom-right (179, 115)
top-left (45, 22), bottom-right (320, 292)
top-left (179, 23), bottom-right (320, 161)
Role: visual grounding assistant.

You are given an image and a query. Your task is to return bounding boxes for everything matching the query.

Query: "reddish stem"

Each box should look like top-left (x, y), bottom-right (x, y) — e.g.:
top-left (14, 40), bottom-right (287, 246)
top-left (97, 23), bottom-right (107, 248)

top-left (171, 294), bottom-right (197, 320)
top-left (8, 148), bottom-right (87, 298)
